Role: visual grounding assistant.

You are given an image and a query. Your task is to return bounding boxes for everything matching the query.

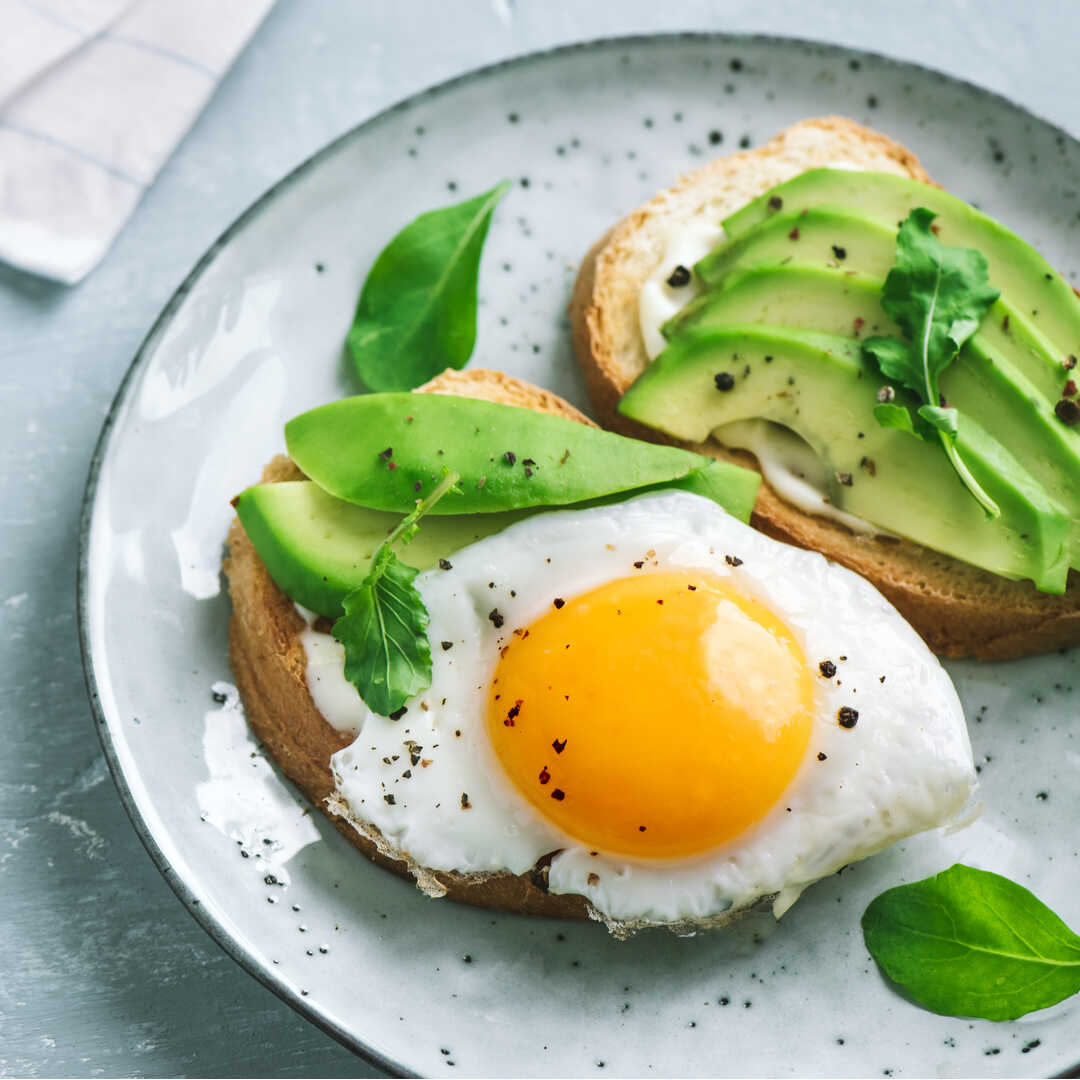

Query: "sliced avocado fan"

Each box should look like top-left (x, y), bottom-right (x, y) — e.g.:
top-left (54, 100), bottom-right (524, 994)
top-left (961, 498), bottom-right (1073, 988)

top-left (623, 170), bottom-right (1080, 591)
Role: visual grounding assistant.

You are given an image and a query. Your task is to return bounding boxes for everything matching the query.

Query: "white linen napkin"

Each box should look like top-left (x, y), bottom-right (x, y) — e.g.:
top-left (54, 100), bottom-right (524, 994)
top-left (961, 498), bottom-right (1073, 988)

top-left (0, 0), bottom-right (275, 284)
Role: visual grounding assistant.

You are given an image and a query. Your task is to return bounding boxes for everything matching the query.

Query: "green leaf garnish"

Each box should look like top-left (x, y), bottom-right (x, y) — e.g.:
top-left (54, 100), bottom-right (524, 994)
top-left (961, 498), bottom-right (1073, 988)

top-left (345, 181), bottom-right (512, 391)
top-left (873, 400), bottom-right (935, 440)
top-left (332, 470), bottom-right (460, 716)
top-left (862, 864), bottom-right (1080, 1021)
top-left (862, 208), bottom-right (1001, 517)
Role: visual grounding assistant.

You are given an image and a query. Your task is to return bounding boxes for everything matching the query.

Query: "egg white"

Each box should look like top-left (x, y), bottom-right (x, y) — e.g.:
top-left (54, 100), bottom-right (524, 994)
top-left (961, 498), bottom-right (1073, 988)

top-left (308, 491), bottom-right (977, 930)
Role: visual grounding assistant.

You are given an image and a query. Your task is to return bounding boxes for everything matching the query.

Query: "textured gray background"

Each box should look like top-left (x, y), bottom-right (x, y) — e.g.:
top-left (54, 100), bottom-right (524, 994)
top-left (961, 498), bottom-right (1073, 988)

top-left (2, 1), bottom-right (1076, 1076)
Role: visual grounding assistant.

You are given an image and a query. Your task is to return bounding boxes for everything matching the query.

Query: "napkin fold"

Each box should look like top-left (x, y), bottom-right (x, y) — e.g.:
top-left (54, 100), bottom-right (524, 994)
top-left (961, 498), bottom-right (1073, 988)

top-left (0, 0), bottom-right (275, 284)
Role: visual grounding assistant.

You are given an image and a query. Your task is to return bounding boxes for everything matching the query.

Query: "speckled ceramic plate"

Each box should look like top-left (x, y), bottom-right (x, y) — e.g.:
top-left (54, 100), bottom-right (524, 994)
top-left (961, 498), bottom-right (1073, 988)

top-left (79, 34), bottom-right (1080, 1079)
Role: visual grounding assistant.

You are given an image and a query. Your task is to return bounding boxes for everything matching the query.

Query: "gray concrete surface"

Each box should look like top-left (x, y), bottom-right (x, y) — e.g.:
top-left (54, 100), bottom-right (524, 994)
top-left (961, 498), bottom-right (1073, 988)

top-left (2, 1), bottom-right (1076, 1076)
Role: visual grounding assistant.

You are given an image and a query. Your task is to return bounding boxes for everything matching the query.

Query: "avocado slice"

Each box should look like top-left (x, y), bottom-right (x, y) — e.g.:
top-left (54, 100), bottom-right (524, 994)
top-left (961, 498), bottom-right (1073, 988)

top-left (697, 206), bottom-right (899, 285)
top-left (619, 325), bottom-right (1070, 592)
top-left (669, 265), bottom-right (901, 340)
top-left (721, 169), bottom-right (1080, 364)
top-left (664, 266), bottom-right (1080, 559)
top-left (285, 393), bottom-right (759, 517)
top-left (234, 481), bottom-right (534, 618)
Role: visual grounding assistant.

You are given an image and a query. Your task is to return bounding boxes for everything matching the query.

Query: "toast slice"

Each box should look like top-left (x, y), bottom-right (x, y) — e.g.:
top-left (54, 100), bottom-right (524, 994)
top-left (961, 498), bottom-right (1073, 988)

top-left (225, 370), bottom-right (613, 924)
top-left (570, 116), bottom-right (1080, 659)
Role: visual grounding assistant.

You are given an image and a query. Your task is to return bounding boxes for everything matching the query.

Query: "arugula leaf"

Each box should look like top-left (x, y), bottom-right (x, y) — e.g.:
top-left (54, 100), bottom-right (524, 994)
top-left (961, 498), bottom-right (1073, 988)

top-left (345, 181), bottom-right (511, 391)
top-left (332, 470), bottom-right (460, 715)
top-left (862, 864), bottom-right (1080, 1021)
top-left (873, 401), bottom-right (936, 440)
top-left (862, 208), bottom-right (1001, 517)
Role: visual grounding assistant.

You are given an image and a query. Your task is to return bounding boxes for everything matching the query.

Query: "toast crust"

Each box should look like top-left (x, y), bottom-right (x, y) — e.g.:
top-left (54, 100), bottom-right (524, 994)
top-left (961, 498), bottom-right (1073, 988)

top-left (570, 116), bottom-right (1080, 659)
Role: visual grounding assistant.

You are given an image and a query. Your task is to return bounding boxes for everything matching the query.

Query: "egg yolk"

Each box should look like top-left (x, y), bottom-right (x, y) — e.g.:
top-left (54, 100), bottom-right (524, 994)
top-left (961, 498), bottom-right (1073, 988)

top-left (486, 570), bottom-right (814, 859)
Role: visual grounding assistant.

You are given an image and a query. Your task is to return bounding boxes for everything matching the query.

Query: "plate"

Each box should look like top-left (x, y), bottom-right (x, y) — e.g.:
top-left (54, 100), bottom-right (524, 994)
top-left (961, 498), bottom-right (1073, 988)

top-left (79, 33), bottom-right (1080, 1078)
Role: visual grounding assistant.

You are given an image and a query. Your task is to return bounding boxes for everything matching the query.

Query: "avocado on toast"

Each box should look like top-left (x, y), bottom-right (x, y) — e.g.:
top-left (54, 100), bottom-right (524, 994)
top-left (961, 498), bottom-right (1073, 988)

top-left (571, 116), bottom-right (1080, 658)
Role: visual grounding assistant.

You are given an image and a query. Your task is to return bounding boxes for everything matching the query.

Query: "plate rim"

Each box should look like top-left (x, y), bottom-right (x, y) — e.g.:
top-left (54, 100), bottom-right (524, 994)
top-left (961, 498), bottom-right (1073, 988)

top-left (75, 29), bottom-right (1080, 1077)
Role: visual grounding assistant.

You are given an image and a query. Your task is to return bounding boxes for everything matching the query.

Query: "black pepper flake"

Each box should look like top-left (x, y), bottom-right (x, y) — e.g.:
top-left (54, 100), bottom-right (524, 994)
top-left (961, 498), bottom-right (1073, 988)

top-left (633, 560), bottom-right (644, 569)
top-left (503, 451), bottom-right (517, 465)
top-left (378, 446), bottom-right (393, 459)
top-left (666, 264), bottom-right (692, 287)
top-left (538, 766), bottom-right (551, 785)
top-left (835, 471), bottom-right (853, 487)
top-left (552, 738), bottom-right (567, 754)
top-left (441, 640), bottom-right (453, 651)
top-left (860, 456), bottom-right (877, 477)
top-left (211, 689), bottom-right (227, 705)
top-left (832, 245), bottom-right (847, 260)
top-left (384, 794), bottom-right (396, 805)
top-left (714, 371), bottom-right (736, 391)
top-left (768, 195), bottom-right (783, 211)
top-left (505, 699), bottom-right (523, 725)
top-left (1065, 354), bottom-right (1078, 370)
top-left (488, 608), bottom-right (505, 628)
top-left (438, 558), bottom-right (453, 571)
top-left (553, 597), bottom-right (566, 609)
top-left (788, 227), bottom-right (800, 240)
top-left (413, 481), bottom-right (422, 492)
top-left (687, 584), bottom-right (697, 591)
top-left (1056, 398), bottom-right (1080, 426)
top-left (524, 467), bottom-right (534, 478)
top-left (725, 554), bottom-right (743, 567)
top-left (388, 706), bottom-right (407, 721)
top-left (838, 706), bottom-right (859, 728)
top-left (817, 752), bottom-right (828, 761)
top-left (461, 793), bottom-right (471, 809)
top-left (551, 788), bottom-right (566, 801)
top-left (876, 385), bottom-right (895, 403)
top-left (587, 872), bottom-right (600, 886)
top-left (522, 458), bottom-right (536, 467)
top-left (638, 825), bottom-right (647, 832)
top-left (1066, 379), bottom-right (1078, 397)
top-left (819, 660), bottom-right (837, 678)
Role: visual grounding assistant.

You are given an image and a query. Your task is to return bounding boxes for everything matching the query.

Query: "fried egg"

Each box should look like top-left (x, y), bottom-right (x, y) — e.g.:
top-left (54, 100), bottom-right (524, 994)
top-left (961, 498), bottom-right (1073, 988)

top-left (305, 491), bottom-right (977, 931)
